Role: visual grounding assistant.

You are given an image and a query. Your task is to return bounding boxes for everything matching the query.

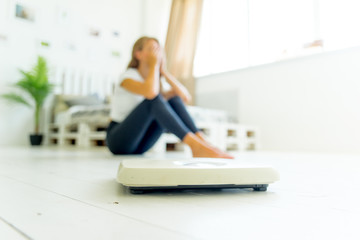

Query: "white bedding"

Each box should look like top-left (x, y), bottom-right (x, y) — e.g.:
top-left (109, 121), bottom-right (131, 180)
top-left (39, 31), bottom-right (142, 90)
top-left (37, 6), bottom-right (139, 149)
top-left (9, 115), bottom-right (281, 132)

top-left (54, 104), bottom-right (111, 124)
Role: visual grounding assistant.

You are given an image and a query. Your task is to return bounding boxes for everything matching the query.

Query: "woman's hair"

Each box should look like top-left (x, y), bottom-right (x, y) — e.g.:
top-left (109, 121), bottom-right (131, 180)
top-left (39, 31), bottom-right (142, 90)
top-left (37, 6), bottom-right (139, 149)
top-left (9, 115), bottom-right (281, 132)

top-left (127, 36), bottom-right (160, 69)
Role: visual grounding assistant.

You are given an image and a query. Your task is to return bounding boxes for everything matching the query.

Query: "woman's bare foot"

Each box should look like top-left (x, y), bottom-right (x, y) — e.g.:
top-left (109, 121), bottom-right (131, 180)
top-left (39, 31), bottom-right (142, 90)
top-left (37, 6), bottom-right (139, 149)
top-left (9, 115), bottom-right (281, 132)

top-left (195, 132), bottom-right (234, 159)
top-left (183, 133), bottom-right (233, 159)
top-left (195, 131), bottom-right (207, 142)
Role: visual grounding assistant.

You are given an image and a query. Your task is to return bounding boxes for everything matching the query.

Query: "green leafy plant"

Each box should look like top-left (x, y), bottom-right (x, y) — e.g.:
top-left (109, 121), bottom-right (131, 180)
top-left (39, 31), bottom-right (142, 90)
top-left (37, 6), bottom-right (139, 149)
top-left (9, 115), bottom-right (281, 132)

top-left (1, 56), bottom-right (54, 134)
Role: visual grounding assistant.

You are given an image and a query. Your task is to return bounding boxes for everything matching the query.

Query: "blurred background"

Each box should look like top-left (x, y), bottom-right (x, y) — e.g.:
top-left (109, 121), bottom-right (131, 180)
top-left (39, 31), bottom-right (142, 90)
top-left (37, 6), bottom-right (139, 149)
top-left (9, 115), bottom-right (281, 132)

top-left (1, 0), bottom-right (359, 154)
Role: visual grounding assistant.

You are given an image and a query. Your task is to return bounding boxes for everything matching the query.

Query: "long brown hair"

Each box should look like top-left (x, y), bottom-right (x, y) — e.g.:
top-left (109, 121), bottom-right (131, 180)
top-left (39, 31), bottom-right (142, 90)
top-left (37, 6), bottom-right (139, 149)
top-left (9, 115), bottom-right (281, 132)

top-left (127, 36), bottom-right (160, 69)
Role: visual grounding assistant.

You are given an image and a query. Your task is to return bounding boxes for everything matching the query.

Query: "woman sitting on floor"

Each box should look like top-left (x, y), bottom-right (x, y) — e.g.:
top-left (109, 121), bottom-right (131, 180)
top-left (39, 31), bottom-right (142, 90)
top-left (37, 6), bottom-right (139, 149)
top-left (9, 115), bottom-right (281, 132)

top-left (106, 36), bottom-right (232, 159)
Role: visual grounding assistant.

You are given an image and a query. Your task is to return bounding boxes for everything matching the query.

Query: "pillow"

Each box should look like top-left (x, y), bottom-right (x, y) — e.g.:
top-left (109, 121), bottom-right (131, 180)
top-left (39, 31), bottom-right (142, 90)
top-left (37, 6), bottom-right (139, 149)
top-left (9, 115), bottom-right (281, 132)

top-left (64, 94), bottom-right (104, 107)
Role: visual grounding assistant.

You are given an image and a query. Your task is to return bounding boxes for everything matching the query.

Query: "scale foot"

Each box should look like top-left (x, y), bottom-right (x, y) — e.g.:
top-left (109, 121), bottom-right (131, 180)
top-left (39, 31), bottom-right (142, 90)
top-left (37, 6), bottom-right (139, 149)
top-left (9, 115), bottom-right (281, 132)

top-left (253, 187), bottom-right (267, 191)
top-left (130, 189), bottom-right (145, 194)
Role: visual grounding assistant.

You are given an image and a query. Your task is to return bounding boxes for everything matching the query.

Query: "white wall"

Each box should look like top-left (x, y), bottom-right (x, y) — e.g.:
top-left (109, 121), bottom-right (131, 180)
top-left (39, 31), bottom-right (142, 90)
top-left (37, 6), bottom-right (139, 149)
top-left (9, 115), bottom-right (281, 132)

top-left (196, 47), bottom-right (360, 154)
top-left (142, 0), bottom-right (172, 45)
top-left (0, 0), bottom-right (144, 145)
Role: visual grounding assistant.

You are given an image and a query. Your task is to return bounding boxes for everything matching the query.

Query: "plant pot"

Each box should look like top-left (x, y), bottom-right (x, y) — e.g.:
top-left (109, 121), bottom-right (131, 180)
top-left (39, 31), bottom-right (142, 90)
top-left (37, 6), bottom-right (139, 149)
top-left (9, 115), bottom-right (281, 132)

top-left (30, 134), bottom-right (43, 146)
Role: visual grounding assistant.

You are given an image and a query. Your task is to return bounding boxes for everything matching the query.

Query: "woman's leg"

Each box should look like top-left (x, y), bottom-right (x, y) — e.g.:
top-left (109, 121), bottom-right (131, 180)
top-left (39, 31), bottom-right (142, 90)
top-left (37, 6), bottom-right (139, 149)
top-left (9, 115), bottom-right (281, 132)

top-left (107, 94), bottom-right (233, 158)
top-left (107, 95), bottom-right (192, 154)
top-left (133, 121), bottom-right (163, 154)
top-left (167, 95), bottom-right (233, 158)
top-left (167, 96), bottom-right (199, 134)
top-left (167, 96), bottom-right (210, 143)
top-left (106, 104), bottom-right (158, 154)
top-left (150, 95), bottom-right (198, 139)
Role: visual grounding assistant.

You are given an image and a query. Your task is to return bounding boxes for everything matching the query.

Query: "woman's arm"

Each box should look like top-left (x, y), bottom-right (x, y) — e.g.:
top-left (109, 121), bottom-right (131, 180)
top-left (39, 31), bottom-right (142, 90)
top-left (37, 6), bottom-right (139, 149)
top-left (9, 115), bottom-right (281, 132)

top-left (121, 47), bottom-right (161, 99)
top-left (160, 57), bottom-right (192, 104)
top-left (121, 66), bottom-right (160, 99)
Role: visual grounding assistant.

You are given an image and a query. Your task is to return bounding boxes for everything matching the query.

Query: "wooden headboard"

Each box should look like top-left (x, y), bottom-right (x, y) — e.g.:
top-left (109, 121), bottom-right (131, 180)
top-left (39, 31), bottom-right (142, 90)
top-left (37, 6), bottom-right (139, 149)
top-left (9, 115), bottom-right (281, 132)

top-left (52, 66), bottom-right (117, 97)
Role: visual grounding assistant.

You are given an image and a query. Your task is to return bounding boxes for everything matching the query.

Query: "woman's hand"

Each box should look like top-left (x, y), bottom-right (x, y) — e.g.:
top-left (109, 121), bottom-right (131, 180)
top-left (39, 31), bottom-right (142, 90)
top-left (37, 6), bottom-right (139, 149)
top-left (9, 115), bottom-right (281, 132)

top-left (158, 50), bottom-right (192, 104)
top-left (147, 45), bottom-right (161, 67)
top-left (160, 49), bottom-right (168, 76)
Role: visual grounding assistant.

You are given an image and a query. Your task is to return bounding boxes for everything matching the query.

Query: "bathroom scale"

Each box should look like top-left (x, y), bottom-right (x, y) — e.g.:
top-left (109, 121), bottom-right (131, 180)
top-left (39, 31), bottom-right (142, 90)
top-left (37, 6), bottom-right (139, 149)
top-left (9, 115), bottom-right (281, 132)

top-left (117, 158), bottom-right (280, 194)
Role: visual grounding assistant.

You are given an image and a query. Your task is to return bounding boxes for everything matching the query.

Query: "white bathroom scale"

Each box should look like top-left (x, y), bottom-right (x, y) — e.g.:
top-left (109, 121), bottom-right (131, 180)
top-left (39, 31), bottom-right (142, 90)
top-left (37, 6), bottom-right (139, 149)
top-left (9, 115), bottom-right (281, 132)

top-left (117, 158), bottom-right (280, 194)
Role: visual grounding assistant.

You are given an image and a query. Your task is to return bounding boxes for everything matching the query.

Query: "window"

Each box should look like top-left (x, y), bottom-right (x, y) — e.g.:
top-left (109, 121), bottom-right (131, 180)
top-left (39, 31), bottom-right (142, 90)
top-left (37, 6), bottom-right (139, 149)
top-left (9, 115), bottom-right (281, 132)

top-left (248, 0), bottom-right (315, 65)
top-left (194, 0), bottom-right (249, 77)
top-left (194, 0), bottom-right (360, 77)
top-left (318, 0), bottom-right (360, 51)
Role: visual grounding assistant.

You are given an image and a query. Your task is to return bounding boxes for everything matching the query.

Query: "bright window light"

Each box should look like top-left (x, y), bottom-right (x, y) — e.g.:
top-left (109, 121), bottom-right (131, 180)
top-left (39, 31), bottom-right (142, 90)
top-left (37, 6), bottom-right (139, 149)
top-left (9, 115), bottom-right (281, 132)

top-left (194, 0), bottom-right (360, 77)
top-left (319, 0), bottom-right (360, 51)
top-left (248, 0), bottom-right (315, 65)
top-left (194, 0), bottom-right (249, 77)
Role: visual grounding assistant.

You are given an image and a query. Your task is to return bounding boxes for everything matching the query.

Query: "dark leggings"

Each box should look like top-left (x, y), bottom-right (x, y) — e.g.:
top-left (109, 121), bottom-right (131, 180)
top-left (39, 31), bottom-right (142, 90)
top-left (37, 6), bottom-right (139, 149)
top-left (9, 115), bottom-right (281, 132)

top-left (106, 95), bottom-right (199, 155)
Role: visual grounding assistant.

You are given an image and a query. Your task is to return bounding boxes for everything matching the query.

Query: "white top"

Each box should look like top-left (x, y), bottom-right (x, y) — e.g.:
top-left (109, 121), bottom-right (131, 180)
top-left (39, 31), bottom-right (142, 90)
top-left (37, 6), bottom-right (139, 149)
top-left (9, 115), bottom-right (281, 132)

top-left (110, 68), bottom-right (170, 122)
top-left (110, 68), bottom-right (145, 122)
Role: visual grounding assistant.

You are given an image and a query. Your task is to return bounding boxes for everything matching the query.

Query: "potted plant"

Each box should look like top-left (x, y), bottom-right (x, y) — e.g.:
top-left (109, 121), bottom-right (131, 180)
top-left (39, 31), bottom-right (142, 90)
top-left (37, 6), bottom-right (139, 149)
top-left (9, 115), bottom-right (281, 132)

top-left (1, 56), bottom-right (54, 145)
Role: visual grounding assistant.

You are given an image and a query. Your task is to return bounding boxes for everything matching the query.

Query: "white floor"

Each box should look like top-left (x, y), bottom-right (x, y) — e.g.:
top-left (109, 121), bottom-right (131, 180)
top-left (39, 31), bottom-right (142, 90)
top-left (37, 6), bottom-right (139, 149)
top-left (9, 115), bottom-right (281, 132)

top-left (0, 147), bottom-right (359, 240)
